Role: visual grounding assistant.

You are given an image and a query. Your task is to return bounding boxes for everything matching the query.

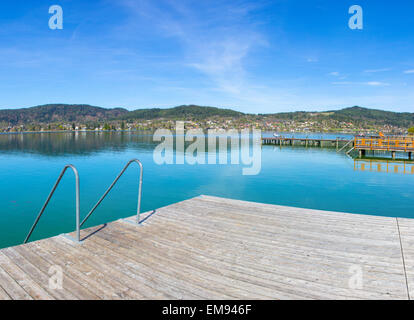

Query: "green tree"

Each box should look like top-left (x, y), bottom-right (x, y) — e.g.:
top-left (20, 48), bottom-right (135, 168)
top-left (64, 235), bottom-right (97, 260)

top-left (103, 123), bottom-right (111, 130)
top-left (408, 127), bottom-right (414, 135)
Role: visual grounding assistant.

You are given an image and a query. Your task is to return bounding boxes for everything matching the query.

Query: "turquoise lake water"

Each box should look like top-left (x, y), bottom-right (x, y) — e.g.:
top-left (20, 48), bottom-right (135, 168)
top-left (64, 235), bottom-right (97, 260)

top-left (0, 131), bottom-right (413, 249)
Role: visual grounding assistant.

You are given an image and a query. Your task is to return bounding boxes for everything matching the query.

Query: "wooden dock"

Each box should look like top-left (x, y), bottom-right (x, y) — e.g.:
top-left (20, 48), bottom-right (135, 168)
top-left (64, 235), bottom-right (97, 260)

top-left (355, 137), bottom-right (414, 160)
top-left (0, 195), bottom-right (413, 300)
top-left (262, 137), bottom-right (350, 149)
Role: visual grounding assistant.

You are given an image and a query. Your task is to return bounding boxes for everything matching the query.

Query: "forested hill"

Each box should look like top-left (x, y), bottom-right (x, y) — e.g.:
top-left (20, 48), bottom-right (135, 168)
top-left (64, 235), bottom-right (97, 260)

top-left (0, 104), bottom-right (413, 128)
top-left (0, 104), bottom-right (128, 124)
top-left (0, 104), bottom-right (244, 125)
top-left (120, 105), bottom-right (244, 120)
top-left (264, 106), bottom-right (414, 128)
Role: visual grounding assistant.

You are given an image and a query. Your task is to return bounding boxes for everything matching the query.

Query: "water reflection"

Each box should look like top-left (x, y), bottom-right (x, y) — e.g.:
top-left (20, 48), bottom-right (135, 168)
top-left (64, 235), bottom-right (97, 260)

top-left (354, 158), bottom-right (414, 174)
top-left (0, 131), bottom-right (259, 157)
top-left (0, 132), bottom-right (157, 156)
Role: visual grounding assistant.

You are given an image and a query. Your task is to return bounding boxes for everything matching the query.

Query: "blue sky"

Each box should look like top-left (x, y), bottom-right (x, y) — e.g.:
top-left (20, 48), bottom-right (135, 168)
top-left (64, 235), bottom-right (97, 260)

top-left (0, 0), bottom-right (413, 113)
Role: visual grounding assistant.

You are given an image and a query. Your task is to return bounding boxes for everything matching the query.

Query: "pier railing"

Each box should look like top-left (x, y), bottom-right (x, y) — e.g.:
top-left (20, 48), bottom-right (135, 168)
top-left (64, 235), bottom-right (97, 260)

top-left (354, 137), bottom-right (414, 152)
top-left (24, 165), bottom-right (80, 244)
top-left (24, 159), bottom-right (143, 244)
top-left (337, 138), bottom-right (354, 153)
top-left (80, 159), bottom-right (143, 227)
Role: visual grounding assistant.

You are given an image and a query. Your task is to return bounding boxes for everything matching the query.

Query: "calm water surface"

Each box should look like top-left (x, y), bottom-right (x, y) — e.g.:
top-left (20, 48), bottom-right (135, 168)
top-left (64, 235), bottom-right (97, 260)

top-left (0, 132), bottom-right (413, 249)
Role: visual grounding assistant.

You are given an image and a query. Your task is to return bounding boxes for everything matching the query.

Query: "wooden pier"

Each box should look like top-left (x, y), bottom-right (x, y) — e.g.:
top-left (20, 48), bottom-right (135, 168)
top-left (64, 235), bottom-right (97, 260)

top-left (0, 195), bottom-right (413, 300)
top-left (263, 135), bottom-right (414, 160)
top-left (262, 137), bottom-right (350, 149)
top-left (355, 136), bottom-right (414, 160)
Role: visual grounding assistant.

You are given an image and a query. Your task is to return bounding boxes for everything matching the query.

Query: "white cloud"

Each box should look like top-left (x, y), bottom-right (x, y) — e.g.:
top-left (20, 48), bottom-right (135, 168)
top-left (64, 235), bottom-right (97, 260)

top-left (103, 0), bottom-right (410, 112)
top-left (364, 68), bottom-right (391, 73)
top-left (366, 81), bottom-right (390, 86)
top-left (332, 81), bottom-right (390, 87)
top-left (118, 0), bottom-right (268, 98)
top-left (404, 69), bottom-right (414, 74)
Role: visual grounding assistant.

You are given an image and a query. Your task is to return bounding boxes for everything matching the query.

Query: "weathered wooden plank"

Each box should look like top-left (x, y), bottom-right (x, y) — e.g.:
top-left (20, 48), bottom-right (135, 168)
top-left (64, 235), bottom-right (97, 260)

top-left (0, 285), bottom-right (11, 300)
top-left (169, 201), bottom-right (400, 247)
top-left (146, 206), bottom-right (403, 260)
top-left (81, 228), bottom-right (239, 299)
top-left (0, 252), bottom-right (50, 299)
top-left (124, 217), bottom-right (404, 276)
top-left (0, 195), bottom-right (412, 300)
top-left (33, 239), bottom-right (134, 300)
top-left (50, 235), bottom-right (173, 299)
top-left (12, 244), bottom-right (83, 300)
top-left (133, 212), bottom-right (403, 269)
top-left (395, 218), bottom-right (414, 299)
top-left (199, 195), bottom-right (396, 223)
top-left (116, 221), bottom-right (379, 299)
top-left (100, 223), bottom-right (313, 299)
top-left (0, 262), bottom-right (32, 300)
top-left (119, 218), bottom-right (406, 299)
top-left (188, 196), bottom-right (398, 227)
top-left (55, 231), bottom-right (199, 299)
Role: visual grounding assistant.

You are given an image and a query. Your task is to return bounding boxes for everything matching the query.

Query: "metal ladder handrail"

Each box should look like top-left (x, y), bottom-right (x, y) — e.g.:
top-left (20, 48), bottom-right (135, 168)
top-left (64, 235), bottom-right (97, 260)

top-left (346, 147), bottom-right (355, 155)
top-left (337, 138), bottom-right (355, 153)
top-left (80, 159), bottom-right (143, 228)
top-left (24, 165), bottom-right (80, 244)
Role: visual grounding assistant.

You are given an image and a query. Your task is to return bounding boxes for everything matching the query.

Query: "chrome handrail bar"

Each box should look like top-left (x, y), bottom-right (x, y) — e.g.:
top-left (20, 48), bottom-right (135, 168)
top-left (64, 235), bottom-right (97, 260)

top-left (337, 138), bottom-right (354, 153)
top-left (24, 165), bottom-right (80, 244)
top-left (80, 159), bottom-right (143, 227)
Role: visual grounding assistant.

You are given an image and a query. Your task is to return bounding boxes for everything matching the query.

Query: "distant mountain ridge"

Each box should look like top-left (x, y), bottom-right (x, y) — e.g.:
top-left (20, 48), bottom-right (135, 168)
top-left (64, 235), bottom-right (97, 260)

top-left (265, 106), bottom-right (414, 127)
top-left (0, 104), bottom-right (128, 124)
top-left (120, 105), bottom-right (244, 120)
top-left (0, 104), bottom-right (413, 128)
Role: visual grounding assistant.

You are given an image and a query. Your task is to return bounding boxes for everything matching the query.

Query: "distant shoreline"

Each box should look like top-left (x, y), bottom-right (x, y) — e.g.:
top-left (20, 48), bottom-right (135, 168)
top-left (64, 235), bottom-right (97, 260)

top-left (0, 129), bottom-right (359, 137)
top-left (0, 105), bottom-right (411, 135)
top-left (0, 129), bottom-right (150, 135)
